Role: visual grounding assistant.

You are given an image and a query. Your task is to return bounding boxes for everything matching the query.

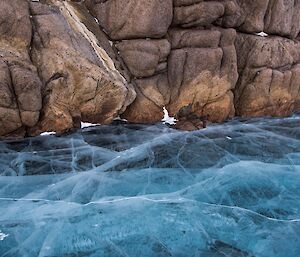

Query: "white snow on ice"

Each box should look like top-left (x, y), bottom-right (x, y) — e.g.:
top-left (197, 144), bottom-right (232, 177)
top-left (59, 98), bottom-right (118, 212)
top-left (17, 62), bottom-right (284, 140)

top-left (81, 122), bottom-right (100, 129)
top-left (40, 132), bottom-right (56, 136)
top-left (0, 231), bottom-right (9, 241)
top-left (162, 107), bottom-right (177, 125)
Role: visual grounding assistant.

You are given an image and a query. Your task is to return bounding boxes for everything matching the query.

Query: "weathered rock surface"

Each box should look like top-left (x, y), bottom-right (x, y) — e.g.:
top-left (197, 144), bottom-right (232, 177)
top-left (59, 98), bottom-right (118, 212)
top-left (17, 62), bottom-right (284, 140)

top-left (0, 0), bottom-right (300, 137)
top-left (173, 0), bottom-right (237, 28)
top-left (221, 0), bottom-right (300, 39)
top-left (167, 27), bottom-right (238, 122)
top-left (235, 33), bottom-right (300, 117)
top-left (122, 27), bottom-right (238, 124)
top-left (0, 0), bottom-right (42, 137)
top-left (115, 39), bottom-right (171, 78)
top-left (0, 0), bottom-right (136, 137)
top-left (123, 73), bottom-right (170, 123)
top-left (264, 0), bottom-right (300, 39)
top-left (84, 0), bottom-right (173, 40)
top-left (29, 1), bottom-right (135, 135)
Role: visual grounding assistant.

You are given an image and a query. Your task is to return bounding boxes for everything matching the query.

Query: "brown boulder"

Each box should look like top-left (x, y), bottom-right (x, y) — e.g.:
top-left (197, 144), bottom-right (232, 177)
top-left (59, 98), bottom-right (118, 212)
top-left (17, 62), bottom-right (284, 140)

top-left (29, 0), bottom-right (135, 135)
top-left (220, 0), bottom-right (269, 33)
top-left (121, 27), bottom-right (238, 126)
top-left (85, 0), bottom-right (173, 40)
top-left (167, 27), bottom-right (238, 123)
top-left (221, 0), bottom-right (300, 39)
top-left (0, 0), bottom-right (42, 137)
top-left (173, 0), bottom-right (238, 28)
top-left (115, 39), bottom-right (171, 78)
top-left (234, 33), bottom-right (300, 117)
top-left (264, 0), bottom-right (300, 39)
top-left (122, 73), bottom-right (170, 123)
top-left (173, 1), bottom-right (225, 27)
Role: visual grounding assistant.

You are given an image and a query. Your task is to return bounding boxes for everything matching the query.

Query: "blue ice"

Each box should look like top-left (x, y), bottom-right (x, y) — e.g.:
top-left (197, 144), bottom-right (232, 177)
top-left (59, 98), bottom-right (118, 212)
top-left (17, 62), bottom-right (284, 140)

top-left (0, 115), bottom-right (300, 257)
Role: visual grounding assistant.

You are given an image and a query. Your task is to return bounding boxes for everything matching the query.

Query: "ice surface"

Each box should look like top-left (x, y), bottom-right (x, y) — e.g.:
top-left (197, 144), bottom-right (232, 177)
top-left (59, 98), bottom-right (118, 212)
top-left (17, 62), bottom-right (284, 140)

top-left (0, 115), bottom-right (300, 257)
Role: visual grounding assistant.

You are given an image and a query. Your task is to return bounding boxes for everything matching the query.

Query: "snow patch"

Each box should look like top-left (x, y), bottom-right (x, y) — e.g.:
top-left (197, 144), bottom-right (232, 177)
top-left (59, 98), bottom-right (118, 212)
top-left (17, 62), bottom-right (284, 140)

top-left (81, 122), bottom-right (100, 129)
top-left (0, 231), bottom-right (9, 241)
top-left (162, 107), bottom-right (177, 125)
top-left (40, 132), bottom-right (56, 136)
top-left (256, 32), bottom-right (268, 37)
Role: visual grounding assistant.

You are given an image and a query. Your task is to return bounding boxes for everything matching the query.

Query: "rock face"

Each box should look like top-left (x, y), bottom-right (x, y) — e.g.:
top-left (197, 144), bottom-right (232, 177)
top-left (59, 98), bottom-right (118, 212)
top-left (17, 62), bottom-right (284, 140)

top-left (0, 0), bottom-right (135, 137)
top-left (173, 0), bottom-right (237, 28)
top-left (0, 0), bottom-right (299, 137)
top-left (220, 0), bottom-right (300, 39)
top-left (115, 39), bottom-right (171, 78)
top-left (84, 0), bottom-right (173, 40)
top-left (235, 33), bottom-right (300, 117)
top-left (0, 0), bottom-right (42, 137)
top-left (167, 27), bottom-right (238, 122)
top-left (29, 1), bottom-right (135, 135)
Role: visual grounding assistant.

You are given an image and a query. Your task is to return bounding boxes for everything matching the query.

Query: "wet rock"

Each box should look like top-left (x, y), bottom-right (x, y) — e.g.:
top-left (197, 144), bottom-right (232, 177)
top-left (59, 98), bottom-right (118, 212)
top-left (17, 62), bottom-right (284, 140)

top-left (172, 120), bottom-right (204, 131)
top-left (171, 105), bottom-right (209, 131)
top-left (234, 33), bottom-right (300, 117)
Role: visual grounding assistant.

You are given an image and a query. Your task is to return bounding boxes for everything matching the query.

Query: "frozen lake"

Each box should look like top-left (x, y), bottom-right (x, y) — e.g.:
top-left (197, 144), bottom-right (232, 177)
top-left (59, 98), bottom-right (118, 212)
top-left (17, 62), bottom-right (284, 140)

top-left (0, 115), bottom-right (300, 257)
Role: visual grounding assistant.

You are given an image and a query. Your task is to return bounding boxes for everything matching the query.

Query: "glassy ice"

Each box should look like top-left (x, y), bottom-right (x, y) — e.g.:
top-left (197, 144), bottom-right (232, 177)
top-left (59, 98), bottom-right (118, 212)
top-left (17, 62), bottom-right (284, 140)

top-left (0, 115), bottom-right (300, 257)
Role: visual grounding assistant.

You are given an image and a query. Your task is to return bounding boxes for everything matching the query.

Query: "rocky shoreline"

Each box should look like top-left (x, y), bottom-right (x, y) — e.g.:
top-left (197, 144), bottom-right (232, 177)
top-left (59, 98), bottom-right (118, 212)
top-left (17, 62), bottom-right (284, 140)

top-left (0, 0), bottom-right (299, 138)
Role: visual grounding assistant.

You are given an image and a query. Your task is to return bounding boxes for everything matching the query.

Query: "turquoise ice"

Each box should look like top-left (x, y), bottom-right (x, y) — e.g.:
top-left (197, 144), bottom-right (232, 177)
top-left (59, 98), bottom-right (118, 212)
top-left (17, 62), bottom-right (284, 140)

top-left (0, 115), bottom-right (300, 257)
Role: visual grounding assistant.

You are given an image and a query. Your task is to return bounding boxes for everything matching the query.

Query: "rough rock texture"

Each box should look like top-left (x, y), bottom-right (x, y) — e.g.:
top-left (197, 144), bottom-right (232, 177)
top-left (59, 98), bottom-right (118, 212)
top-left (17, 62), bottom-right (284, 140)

top-left (235, 33), bottom-right (300, 117)
top-left (29, 1), bottom-right (135, 135)
top-left (115, 39), bottom-right (171, 78)
top-left (122, 73), bottom-right (170, 123)
top-left (0, 0), bottom-right (135, 137)
top-left (167, 28), bottom-right (238, 122)
top-left (84, 0), bottom-right (173, 40)
top-left (0, 0), bottom-right (300, 137)
top-left (0, 0), bottom-right (42, 137)
top-left (173, 0), bottom-right (237, 28)
top-left (220, 0), bottom-right (300, 39)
